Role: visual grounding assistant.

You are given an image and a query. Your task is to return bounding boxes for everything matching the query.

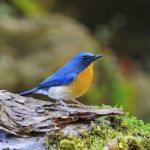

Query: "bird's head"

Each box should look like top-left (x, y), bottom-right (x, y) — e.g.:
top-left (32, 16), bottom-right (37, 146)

top-left (67, 51), bottom-right (102, 73)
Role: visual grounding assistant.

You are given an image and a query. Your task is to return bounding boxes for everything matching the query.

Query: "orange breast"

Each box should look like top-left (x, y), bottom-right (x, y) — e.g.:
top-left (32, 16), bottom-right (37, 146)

top-left (69, 62), bottom-right (94, 98)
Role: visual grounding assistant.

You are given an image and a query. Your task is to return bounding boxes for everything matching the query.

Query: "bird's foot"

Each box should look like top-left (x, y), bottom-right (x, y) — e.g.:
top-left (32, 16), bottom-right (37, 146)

top-left (73, 99), bottom-right (87, 107)
top-left (58, 99), bottom-right (72, 115)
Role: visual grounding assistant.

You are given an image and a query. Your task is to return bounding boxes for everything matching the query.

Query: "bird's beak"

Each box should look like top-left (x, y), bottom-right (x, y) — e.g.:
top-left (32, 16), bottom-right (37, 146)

top-left (92, 54), bottom-right (103, 61)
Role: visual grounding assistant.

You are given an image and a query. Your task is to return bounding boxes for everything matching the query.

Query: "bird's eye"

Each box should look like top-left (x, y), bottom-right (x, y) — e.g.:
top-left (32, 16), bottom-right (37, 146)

top-left (82, 56), bottom-right (87, 60)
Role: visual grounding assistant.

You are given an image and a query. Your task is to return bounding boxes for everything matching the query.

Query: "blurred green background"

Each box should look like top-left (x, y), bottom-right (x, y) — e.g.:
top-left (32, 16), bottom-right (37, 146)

top-left (0, 0), bottom-right (149, 122)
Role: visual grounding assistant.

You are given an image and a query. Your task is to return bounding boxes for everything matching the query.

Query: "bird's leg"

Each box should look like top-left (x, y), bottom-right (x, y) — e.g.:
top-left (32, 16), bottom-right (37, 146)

top-left (59, 99), bottom-right (71, 113)
top-left (73, 99), bottom-right (86, 107)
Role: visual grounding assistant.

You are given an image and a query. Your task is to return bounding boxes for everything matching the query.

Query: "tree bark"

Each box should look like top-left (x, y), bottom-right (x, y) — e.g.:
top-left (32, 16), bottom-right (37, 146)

top-left (0, 90), bottom-right (124, 137)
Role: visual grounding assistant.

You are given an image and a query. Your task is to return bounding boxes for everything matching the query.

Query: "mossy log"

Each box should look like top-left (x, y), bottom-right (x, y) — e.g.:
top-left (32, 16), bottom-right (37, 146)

top-left (0, 90), bottom-right (149, 150)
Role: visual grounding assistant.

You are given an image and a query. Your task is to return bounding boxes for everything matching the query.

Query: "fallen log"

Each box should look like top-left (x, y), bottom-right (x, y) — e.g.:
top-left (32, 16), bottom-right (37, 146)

top-left (0, 90), bottom-right (124, 137)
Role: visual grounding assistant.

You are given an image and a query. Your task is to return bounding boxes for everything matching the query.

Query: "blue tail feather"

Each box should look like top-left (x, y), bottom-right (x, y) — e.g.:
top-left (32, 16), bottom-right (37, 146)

top-left (20, 87), bottom-right (39, 96)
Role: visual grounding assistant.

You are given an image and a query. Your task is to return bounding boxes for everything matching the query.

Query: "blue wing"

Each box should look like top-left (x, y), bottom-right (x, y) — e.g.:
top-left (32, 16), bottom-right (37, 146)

top-left (38, 73), bottom-right (76, 88)
top-left (20, 73), bottom-right (76, 96)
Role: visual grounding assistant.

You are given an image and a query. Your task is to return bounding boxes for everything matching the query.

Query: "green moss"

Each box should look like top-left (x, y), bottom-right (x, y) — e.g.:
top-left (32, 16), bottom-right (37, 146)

top-left (60, 139), bottom-right (76, 150)
top-left (45, 112), bottom-right (150, 150)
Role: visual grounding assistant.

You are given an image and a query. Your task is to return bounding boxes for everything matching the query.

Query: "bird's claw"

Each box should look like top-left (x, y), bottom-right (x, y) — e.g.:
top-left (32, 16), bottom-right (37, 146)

top-left (58, 100), bottom-right (72, 115)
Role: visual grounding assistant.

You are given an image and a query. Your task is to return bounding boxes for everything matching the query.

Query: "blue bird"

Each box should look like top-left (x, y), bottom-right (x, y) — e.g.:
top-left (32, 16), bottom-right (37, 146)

top-left (20, 51), bottom-right (102, 111)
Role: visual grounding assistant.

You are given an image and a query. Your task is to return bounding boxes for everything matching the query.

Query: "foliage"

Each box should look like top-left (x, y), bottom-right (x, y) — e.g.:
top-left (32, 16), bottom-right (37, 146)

top-left (0, 0), bottom-right (43, 16)
top-left (12, 0), bottom-right (42, 16)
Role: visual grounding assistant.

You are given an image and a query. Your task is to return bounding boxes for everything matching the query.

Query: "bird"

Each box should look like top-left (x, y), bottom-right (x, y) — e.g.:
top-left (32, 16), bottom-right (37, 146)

top-left (20, 51), bottom-right (102, 111)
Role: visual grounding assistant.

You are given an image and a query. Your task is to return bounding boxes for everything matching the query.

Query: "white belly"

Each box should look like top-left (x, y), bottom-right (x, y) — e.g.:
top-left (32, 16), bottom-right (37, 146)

top-left (48, 86), bottom-right (76, 100)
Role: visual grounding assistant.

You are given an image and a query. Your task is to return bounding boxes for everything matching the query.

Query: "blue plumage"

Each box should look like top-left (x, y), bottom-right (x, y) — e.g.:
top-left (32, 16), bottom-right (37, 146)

top-left (20, 51), bottom-right (102, 96)
top-left (20, 87), bottom-right (39, 95)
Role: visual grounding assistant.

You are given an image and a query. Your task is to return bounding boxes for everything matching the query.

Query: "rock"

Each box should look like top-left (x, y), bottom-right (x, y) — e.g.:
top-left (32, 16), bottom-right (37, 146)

top-left (0, 135), bottom-right (46, 150)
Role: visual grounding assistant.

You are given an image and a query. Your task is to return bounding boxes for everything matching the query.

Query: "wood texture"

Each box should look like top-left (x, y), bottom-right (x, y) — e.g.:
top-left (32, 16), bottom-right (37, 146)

top-left (0, 90), bottom-right (124, 137)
